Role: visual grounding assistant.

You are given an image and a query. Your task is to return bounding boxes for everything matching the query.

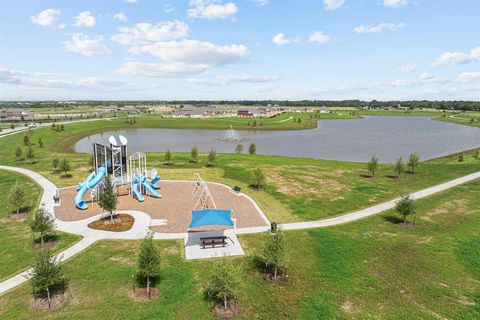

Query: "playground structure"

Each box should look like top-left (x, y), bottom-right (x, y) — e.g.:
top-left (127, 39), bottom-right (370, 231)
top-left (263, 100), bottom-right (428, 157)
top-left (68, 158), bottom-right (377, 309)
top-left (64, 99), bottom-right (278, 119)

top-left (74, 135), bottom-right (161, 210)
top-left (191, 173), bottom-right (217, 210)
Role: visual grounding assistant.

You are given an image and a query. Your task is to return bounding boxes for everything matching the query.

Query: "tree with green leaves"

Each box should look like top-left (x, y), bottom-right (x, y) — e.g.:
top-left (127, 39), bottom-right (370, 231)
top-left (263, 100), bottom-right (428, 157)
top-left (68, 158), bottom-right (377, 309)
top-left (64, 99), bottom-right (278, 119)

top-left (137, 232), bottom-right (160, 299)
top-left (207, 148), bottom-right (217, 167)
top-left (52, 155), bottom-right (60, 174)
top-left (10, 123), bottom-right (15, 130)
top-left (475, 149), bottom-right (480, 160)
top-left (14, 145), bottom-right (23, 161)
top-left (395, 195), bottom-right (415, 223)
top-left (207, 257), bottom-right (241, 310)
top-left (9, 181), bottom-right (26, 216)
top-left (59, 157), bottom-right (70, 177)
top-left (98, 174), bottom-right (118, 222)
top-left (394, 156), bottom-right (405, 178)
top-left (458, 153), bottom-right (464, 162)
top-left (60, 124), bottom-right (65, 131)
top-left (251, 168), bottom-right (266, 190)
top-left (26, 146), bottom-right (35, 164)
top-left (31, 208), bottom-right (55, 246)
top-left (163, 149), bottom-right (174, 165)
top-left (38, 138), bottom-right (44, 148)
top-left (190, 145), bottom-right (199, 163)
top-left (248, 143), bottom-right (256, 155)
top-left (23, 134), bottom-right (30, 146)
top-left (235, 144), bottom-right (243, 154)
top-left (367, 155), bottom-right (379, 177)
top-left (258, 228), bottom-right (289, 280)
top-left (30, 249), bottom-right (64, 310)
top-left (407, 153), bottom-right (420, 173)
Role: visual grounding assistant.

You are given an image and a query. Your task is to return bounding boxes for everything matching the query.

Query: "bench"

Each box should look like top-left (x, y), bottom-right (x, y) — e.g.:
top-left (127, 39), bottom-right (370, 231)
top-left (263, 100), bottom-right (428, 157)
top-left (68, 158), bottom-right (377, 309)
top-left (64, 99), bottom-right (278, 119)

top-left (200, 236), bottom-right (227, 249)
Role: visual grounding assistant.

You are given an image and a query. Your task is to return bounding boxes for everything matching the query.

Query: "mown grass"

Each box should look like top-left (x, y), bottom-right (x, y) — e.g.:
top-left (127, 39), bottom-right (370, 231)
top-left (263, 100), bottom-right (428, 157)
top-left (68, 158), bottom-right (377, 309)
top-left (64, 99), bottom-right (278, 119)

top-left (0, 170), bottom-right (81, 281)
top-left (1, 179), bottom-right (479, 319)
top-left (436, 112), bottom-right (480, 128)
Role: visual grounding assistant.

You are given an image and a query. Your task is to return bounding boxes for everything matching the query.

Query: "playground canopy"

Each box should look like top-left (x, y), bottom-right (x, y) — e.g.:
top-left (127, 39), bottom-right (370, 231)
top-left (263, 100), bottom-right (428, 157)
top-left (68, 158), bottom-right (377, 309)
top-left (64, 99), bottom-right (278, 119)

top-left (189, 209), bottom-right (233, 229)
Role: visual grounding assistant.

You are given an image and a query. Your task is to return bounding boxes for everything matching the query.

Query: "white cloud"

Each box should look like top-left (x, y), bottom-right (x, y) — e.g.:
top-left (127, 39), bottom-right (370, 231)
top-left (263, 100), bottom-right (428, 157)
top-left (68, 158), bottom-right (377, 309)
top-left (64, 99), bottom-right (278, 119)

top-left (254, 0), bottom-right (269, 6)
top-left (308, 31), bottom-right (331, 44)
top-left (114, 13), bottom-right (128, 22)
top-left (399, 64), bottom-right (417, 73)
top-left (125, 0), bottom-right (138, 3)
top-left (74, 11), bottom-right (96, 27)
top-left (432, 47), bottom-right (480, 68)
top-left (64, 34), bottom-right (111, 57)
top-left (458, 71), bottom-right (480, 83)
top-left (111, 21), bottom-right (189, 46)
top-left (189, 74), bottom-right (279, 86)
top-left (323, 0), bottom-right (345, 11)
top-left (119, 39), bottom-right (249, 77)
top-left (272, 33), bottom-right (291, 45)
top-left (354, 22), bottom-right (405, 33)
top-left (383, 0), bottom-right (408, 8)
top-left (188, 0), bottom-right (238, 19)
top-left (164, 4), bottom-right (175, 13)
top-left (30, 9), bottom-right (63, 28)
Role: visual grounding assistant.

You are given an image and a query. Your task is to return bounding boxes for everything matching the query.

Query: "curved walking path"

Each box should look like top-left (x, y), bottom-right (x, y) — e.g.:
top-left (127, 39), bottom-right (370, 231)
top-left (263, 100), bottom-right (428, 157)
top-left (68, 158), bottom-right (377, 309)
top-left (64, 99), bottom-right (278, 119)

top-left (1, 165), bottom-right (479, 295)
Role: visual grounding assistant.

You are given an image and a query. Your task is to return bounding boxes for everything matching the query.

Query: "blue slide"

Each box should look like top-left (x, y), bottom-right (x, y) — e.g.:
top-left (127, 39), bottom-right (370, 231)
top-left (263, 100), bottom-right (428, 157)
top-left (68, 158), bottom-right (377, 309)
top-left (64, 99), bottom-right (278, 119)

top-left (132, 177), bottom-right (145, 202)
top-left (142, 176), bottom-right (161, 198)
top-left (150, 175), bottom-right (161, 190)
top-left (75, 166), bottom-right (107, 210)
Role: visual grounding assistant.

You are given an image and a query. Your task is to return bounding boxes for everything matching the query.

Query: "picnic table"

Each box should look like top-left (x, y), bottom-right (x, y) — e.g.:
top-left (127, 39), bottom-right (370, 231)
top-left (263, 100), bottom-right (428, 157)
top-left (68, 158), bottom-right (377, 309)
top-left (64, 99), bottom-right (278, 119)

top-left (200, 236), bottom-right (227, 249)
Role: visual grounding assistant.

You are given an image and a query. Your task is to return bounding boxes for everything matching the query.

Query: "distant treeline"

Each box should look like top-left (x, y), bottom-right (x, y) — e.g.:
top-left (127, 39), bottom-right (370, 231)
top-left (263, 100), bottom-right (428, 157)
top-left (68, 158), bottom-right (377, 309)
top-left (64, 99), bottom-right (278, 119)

top-left (1, 100), bottom-right (479, 111)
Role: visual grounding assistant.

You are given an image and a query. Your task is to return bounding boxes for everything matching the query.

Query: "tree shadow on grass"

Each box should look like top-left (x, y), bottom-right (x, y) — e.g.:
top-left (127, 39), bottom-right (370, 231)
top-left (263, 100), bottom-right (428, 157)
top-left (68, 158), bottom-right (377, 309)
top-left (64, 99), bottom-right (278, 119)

top-left (383, 215), bottom-right (404, 224)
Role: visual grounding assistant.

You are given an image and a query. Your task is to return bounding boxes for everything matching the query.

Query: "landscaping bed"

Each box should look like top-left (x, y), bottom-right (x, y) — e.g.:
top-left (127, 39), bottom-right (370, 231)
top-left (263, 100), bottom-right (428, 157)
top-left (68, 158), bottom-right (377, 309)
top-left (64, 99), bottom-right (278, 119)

top-left (87, 214), bottom-right (134, 232)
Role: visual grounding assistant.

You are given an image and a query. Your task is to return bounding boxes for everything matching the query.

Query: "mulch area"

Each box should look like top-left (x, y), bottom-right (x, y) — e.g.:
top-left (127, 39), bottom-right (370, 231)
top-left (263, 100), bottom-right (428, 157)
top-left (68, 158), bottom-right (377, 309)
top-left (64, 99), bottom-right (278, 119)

top-left (212, 300), bottom-right (240, 318)
top-left (54, 181), bottom-right (267, 233)
top-left (31, 292), bottom-right (66, 310)
top-left (133, 287), bottom-right (159, 301)
top-left (87, 214), bottom-right (134, 232)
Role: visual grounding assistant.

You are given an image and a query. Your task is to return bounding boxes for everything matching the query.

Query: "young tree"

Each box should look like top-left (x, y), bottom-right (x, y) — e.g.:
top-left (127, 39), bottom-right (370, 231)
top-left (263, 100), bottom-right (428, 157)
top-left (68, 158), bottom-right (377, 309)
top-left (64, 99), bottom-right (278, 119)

top-left (190, 145), bottom-right (199, 163)
top-left (407, 153), bottom-right (420, 173)
top-left (98, 174), bottom-right (118, 222)
top-left (14, 145), bottom-right (23, 161)
top-left (394, 156), bottom-right (405, 178)
top-left (52, 155), bottom-right (60, 174)
top-left (458, 154), bottom-right (464, 162)
top-left (248, 143), bottom-right (257, 155)
top-left (31, 208), bottom-right (55, 246)
top-left (163, 149), bottom-right (174, 165)
top-left (9, 181), bottom-right (26, 216)
top-left (235, 144), bottom-right (243, 154)
top-left (367, 155), bottom-right (379, 177)
top-left (251, 168), bottom-right (266, 190)
top-left (59, 157), bottom-right (70, 177)
top-left (26, 146), bottom-right (35, 164)
top-left (60, 124), bottom-right (65, 131)
top-left (475, 149), bottom-right (480, 160)
top-left (207, 148), bottom-right (217, 167)
top-left (395, 195), bottom-right (415, 223)
top-left (23, 134), bottom-right (30, 146)
top-left (207, 257), bottom-right (241, 310)
top-left (38, 138), bottom-right (44, 148)
top-left (30, 249), bottom-right (64, 310)
top-left (258, 228), bottom-right (289, 280)
top-left (137, 232), bottom-right (160, 299)
top-left (10, 123), bottom-right (15, 130)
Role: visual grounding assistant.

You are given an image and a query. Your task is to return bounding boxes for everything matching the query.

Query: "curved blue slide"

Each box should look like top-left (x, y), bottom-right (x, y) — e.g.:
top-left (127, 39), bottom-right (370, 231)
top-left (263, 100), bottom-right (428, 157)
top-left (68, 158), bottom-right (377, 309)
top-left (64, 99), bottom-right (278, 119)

top-left (75, 166), bottom-right (107, 210)
top-left (132, 177), bottom-right (145, 202)
top-left (151, 175), bottom-right (161, 190)
top-left (142, 177), bottom-right (161, 198)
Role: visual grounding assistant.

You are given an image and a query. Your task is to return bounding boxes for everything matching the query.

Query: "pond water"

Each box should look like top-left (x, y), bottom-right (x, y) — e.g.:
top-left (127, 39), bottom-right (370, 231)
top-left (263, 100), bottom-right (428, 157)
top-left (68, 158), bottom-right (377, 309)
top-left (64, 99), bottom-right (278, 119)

top-left (75, 116), bottom-right (480, 163)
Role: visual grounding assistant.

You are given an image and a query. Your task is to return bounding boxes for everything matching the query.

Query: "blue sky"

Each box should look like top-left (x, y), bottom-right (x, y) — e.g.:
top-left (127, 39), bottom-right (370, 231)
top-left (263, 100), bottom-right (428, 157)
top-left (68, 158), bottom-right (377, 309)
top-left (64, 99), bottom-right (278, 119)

top-left (0, 0), bottom-right (479, 100)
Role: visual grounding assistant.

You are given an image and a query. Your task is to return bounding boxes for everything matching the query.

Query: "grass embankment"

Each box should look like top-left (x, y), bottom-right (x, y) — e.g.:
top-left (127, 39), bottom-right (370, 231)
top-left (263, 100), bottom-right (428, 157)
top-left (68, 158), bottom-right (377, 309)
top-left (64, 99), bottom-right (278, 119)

top-left (0, 170), bottom-right (81, 281)
top-left (1, 180), bottom-right (479, 319)
top-left (359, 109), bottom-right (456, 117)
top-left (0, 117), bottom-right (479, 223)
top-left (435, 112), bottom-right (480, 128)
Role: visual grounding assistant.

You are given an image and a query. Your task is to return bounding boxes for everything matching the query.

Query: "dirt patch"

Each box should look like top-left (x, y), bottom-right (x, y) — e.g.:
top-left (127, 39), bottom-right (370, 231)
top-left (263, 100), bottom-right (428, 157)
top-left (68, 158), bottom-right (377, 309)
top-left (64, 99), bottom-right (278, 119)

top-left (33, 241), bottom-right (57, 250)
top-left (212, 300), bottom-right (240, 318)
top-left (341, 300), bottom-right (355, 314)
top-left (133, 287), bottom-right (158, 301)
top-left (8, 213), bottom-right (27, 220)
top-left (31, 291), bottom-right (66, 310)
top-left (418, 236), bottom-right (433, 244)
top-left (262, 272), bottom-right (288, 285)
top-left (88, 214), bottom-right (134, 232)
top-left (421, 198), bottom-right (471, 221)
top-left (163, 245), bottom-right (179, 255)
top-left (109, 256), bottom-right (134, 266)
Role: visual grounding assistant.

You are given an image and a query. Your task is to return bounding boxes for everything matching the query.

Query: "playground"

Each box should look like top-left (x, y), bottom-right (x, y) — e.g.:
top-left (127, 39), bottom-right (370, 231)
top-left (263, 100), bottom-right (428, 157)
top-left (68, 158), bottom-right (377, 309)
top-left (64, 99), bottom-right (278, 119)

top-left (53, 134), bottom-right (268, 236)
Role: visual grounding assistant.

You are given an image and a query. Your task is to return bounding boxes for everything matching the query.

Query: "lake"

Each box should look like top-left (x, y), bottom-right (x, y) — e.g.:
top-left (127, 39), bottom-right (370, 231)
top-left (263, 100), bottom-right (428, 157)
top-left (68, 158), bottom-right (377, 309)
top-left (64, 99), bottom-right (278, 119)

top-left (75, 116), bottom-right (480, 163)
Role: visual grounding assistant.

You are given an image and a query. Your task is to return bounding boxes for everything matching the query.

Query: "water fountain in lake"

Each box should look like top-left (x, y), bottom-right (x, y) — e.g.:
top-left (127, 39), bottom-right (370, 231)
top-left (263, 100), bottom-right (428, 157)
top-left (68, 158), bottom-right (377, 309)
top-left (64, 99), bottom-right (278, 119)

top-left (222, 125), bottom-right (242, 141)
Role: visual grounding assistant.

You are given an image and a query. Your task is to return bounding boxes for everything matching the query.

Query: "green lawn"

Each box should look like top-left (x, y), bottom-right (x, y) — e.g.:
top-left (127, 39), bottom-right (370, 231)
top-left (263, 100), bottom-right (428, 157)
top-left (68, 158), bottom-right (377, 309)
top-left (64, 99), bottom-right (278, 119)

top-left (0, 170), bottom-right (81, 281)
top-left (436, 112), bottom-right (480, 128)
top-left (1, 179), bottom-right (479, 319)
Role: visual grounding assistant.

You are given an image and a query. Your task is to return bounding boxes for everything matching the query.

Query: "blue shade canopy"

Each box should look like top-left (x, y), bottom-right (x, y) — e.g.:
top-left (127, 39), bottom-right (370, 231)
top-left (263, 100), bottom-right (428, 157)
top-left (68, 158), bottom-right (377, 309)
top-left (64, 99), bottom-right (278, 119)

top-left (189, 209), bottom-right (233, 229)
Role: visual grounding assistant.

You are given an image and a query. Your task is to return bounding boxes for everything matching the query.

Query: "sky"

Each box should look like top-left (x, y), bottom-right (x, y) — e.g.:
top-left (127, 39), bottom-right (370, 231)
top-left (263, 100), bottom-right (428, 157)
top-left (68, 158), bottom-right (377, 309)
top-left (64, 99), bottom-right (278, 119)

top-left (0, 0), bottom-right (479, 101)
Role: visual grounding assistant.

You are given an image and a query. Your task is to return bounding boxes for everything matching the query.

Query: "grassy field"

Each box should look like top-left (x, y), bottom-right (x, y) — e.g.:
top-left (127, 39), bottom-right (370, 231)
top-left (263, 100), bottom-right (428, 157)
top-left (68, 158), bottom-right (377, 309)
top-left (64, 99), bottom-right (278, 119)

top-left (436, 112), bottom-right (480, 128)
top-left (1, 179), bottom-right (478, 319)
top-left (0, 170), bottom-right (82, 281)
top-left (0, 117), bottom-right (478, 223)
top-left (359, 109), bottom-right (456, 116)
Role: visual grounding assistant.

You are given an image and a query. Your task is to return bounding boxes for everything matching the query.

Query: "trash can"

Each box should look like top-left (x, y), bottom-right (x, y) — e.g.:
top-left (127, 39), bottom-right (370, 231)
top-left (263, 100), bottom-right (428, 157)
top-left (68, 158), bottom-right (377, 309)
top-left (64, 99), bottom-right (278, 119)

top-left (271, 222), bottom-right (277, 233)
